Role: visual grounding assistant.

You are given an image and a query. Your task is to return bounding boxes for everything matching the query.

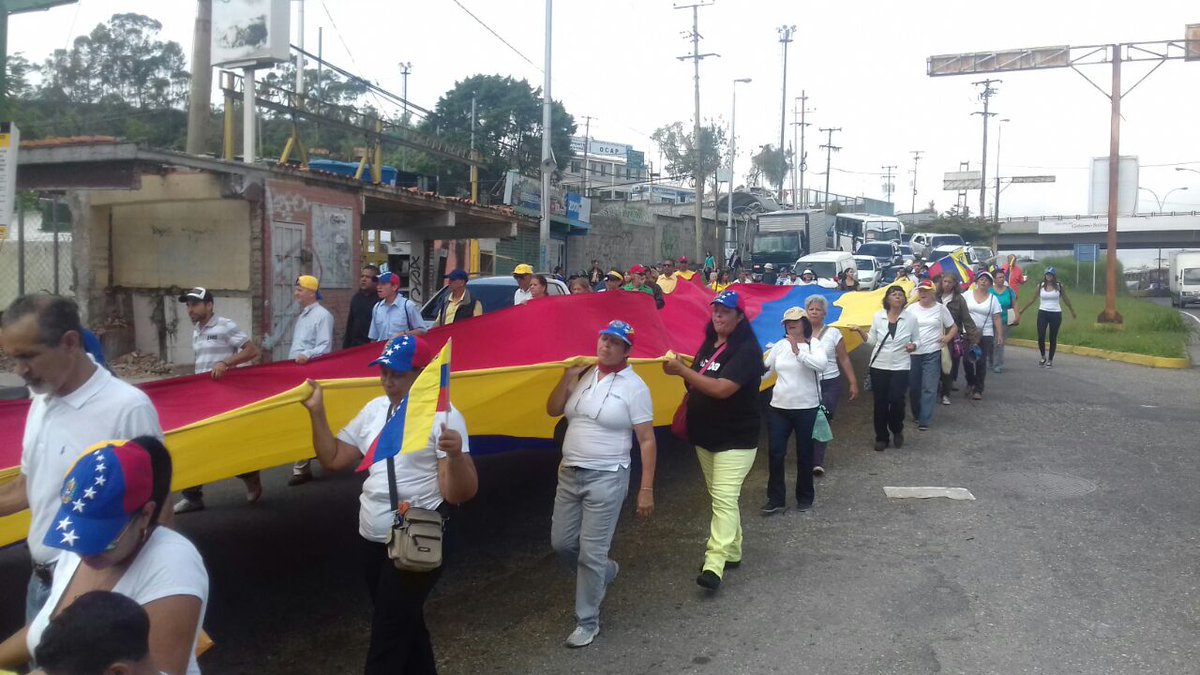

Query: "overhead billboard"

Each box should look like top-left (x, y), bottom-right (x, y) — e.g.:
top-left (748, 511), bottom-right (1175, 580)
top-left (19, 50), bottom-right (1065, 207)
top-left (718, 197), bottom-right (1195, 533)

top-left (0, 123), bottom-right (18, 234)
top-left (944, 171), bottom-right (982, 190)
top-left (928, 46), bottom-right (1070, 76)
top-left (569, 137), bottom-right (631, 162)
top-left (212, 0), bottom-right (291, 69)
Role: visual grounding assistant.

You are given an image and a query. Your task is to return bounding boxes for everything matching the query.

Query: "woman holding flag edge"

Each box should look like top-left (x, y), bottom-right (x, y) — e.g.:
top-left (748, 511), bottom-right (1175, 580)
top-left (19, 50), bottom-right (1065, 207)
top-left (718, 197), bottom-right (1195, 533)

top-left (299, 335), bottom-right (476, 675)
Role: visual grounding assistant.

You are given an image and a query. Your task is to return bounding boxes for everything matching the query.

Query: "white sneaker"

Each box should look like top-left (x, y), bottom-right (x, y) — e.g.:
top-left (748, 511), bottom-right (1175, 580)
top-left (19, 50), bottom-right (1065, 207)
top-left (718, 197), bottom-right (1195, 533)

top-left (173, 497), bottom-right (205, 514)
top-left (565, 625), bottom-right (599, 648)
top-left (812, 466), bottom-right (825, 477)
top-left (940, 395), bottom-right (951, 406)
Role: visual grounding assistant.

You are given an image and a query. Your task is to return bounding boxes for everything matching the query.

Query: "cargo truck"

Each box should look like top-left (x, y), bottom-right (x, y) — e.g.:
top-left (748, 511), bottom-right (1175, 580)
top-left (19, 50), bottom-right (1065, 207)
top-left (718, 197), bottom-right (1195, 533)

top-left (1168, 250), bottom-right (1200, 308)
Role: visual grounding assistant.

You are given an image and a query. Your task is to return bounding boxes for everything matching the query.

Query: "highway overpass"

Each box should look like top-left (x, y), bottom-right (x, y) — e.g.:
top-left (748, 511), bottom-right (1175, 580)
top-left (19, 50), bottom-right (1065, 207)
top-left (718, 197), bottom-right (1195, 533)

top-left (996, 212), bottom-right (1200, 250)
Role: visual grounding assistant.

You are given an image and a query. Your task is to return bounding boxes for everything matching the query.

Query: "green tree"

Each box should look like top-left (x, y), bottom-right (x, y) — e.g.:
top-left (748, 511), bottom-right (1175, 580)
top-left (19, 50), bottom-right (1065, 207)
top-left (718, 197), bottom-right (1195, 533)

top-left (36, 13), bottom-right (189, 109)
top-left (749, 144), bottom-right (791, 191)
top-left (413, 74), bottom-right (575, 199)
top-left (5, 53), bottom-right (34, 100)
top-left (928, 204), bottom-right (998, 243)
top-left (651, 120), bottom-right (727, 186)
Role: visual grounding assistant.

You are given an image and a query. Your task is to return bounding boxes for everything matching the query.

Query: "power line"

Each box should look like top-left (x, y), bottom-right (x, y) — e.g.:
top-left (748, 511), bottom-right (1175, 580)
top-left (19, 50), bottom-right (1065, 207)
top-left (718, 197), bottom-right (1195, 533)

top-left (450, 0), bottom-right (542, 73)
top-left (318, 0), bottom-right (388, 113)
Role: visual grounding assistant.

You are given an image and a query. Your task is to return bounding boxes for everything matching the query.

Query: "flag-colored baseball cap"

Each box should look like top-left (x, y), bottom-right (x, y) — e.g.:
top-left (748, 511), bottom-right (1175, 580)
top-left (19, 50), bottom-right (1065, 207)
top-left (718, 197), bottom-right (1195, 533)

top-left (45, 440), bottom-right (154, 557)
top-left (369, 335), bottom-right (433, 373)
top-left (917, 278), bottom-right (936, 291)
top-left (178, 287), bottom-right (213, 303)
top-left (512, 263), bottom-right (534, 276)
top-left (711, 290), bottom-right (744, 311)
top-left (599, 320), bottom-right (635, 346)
top-left (378, 272), bottom-right (402, 287)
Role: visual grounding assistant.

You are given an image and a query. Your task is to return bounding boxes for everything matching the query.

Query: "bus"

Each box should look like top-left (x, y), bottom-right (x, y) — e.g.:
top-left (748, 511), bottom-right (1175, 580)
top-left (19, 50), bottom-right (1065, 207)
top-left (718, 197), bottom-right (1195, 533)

top-left (825, 213), bottom-right (905, 253)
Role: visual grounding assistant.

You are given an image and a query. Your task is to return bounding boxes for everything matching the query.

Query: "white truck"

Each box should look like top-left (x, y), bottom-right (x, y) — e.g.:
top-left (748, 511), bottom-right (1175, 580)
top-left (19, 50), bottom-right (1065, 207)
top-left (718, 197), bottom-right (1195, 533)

top-left (1168, 250), bottom-right (1200, 308)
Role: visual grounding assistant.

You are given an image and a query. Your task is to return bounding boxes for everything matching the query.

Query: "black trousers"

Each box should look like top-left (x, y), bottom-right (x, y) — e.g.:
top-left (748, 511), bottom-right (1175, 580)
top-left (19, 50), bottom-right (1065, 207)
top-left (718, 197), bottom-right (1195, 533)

top-left (1037, 310), bottom-right (1063, 360)
top-left (360, 536), bottom-right (445, 675)
top-left (963, 336), bottom-right (995, 394)
top-left (766, 406), bottom-right (818, 507)
top-left (870, 368), bottom-right (908, 442)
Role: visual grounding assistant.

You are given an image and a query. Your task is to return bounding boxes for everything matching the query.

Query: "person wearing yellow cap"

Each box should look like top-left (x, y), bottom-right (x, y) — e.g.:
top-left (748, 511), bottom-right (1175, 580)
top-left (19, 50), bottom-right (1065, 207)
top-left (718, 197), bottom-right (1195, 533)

top-left (288, 275), bottom-right (335, 486)
top-left (512, 263), bottom-right (535, 306)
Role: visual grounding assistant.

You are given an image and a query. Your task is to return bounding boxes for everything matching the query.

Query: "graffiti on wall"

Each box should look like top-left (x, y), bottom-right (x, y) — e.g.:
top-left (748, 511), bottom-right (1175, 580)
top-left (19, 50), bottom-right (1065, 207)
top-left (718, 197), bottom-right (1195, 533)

top-left (311, 204), bottom-right (353, 288)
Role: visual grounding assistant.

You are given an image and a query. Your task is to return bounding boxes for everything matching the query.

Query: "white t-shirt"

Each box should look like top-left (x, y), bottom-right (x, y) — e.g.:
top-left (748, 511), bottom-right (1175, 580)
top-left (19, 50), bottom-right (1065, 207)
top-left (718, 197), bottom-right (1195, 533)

top-left (764, 339), bottom-right (828, 409)
top-left (337, 397), bottom-right (470, 543)
top-left (965, 291), bottom-right (1003, 337)
top-left (1039, 285), bottom-right (1063, 312)
top-left (513, 287), bottom-right (533, 306)
top-left (561, 366), bottom-right (654, 471)
top-left (815, 326), bottom-right (844, 380)
top-left (907, 302), bottom-right (956, 354)
top-left (21, 364), bottom-right (163, 565)
top-left (27, 527), bottom-right (208, 675)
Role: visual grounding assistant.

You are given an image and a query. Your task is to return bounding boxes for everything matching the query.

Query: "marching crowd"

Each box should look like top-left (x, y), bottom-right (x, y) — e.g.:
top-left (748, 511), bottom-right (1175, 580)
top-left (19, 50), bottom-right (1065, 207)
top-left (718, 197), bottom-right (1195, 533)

top-left (0, 253), bottom-right (1079, 673)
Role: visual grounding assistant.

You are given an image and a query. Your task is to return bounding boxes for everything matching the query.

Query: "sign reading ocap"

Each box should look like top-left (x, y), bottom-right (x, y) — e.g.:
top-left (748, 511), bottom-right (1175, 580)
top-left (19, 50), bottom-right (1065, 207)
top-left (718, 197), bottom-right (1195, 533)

top-left (212, 0), bottom-right (291, 69)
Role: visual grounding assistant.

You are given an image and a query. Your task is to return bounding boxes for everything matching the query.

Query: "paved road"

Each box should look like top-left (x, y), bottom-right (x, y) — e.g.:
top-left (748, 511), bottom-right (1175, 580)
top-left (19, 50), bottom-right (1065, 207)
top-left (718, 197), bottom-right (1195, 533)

top-left (1148, 297), bottom-right (1200, 365)
top-left (3, 346), bottom-right (1199, 674)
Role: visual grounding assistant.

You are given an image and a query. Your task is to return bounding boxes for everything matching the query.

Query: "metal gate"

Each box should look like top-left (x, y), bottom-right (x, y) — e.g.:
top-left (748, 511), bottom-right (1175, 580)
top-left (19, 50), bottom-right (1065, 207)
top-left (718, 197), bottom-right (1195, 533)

top-left (270, 222), bottom-right (305, 361)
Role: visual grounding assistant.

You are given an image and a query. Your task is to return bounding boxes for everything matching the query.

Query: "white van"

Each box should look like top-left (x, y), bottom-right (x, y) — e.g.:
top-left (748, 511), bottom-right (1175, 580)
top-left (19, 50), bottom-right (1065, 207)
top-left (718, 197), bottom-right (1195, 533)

top-left (793, 251), bottom-right (856, 289)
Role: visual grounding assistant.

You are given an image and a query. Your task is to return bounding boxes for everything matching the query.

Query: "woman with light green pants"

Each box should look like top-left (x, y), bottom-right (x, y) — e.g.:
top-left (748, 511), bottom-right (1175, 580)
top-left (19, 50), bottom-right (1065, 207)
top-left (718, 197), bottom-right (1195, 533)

top-left (663, 290), bottom-right (764, 592)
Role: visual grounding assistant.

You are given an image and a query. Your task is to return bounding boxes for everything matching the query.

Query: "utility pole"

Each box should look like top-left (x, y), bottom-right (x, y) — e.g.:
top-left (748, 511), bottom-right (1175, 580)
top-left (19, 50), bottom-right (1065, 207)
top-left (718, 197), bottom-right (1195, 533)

top-left (295, 0), bottom-right (305, 101)
top-left (398, 62), bottom-right (411, 170)
top-left (728, 77), bottom-right (751, 261)
top-left (819, 127), bottom-right (841, 208)
top-left (972, 78), bottom-right (1000, 220)
top-left (675, 1), bottom-right (718, 262)
top-left (777, 25), bottom-right (796, 204)
top-left (881, 164), bottom-right (897, 205)
top-left (794, 91), bottom-right (812, 208)
top-left (539, 0), bottom-right (553, 273)
top-left (909, 150), bottom-right (923, 216)
top-left (470, 94), bottom-right (478, 203)
top-left (185, 0), bottom-right (212, 155)
top-left (580, 115), bottom-right (596, 196)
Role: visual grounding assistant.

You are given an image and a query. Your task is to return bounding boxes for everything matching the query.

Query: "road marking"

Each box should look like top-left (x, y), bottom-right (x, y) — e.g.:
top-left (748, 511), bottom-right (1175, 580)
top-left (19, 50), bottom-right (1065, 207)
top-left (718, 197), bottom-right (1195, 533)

top-left (1179, 310), bottom-right (1200, 327)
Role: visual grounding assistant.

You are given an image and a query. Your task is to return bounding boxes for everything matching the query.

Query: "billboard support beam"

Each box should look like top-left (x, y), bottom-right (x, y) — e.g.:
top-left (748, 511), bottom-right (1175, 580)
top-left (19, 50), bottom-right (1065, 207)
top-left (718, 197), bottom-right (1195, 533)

top-left (927, 30), bottom-right (1198, 324)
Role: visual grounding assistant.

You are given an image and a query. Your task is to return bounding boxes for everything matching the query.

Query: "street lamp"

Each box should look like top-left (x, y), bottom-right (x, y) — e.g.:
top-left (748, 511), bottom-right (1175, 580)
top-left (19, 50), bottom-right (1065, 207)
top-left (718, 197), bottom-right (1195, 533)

top-left (993, 118), bottom-right (1010, 224)
top-left (1175, 167), bottom-right (1200, 175)
top-left (727, 77), bottom-right (752, 263)
top-left (1139, 186), bottom-right (1189, 212)
top-left (1162, 186), bottom-right (1189, 211)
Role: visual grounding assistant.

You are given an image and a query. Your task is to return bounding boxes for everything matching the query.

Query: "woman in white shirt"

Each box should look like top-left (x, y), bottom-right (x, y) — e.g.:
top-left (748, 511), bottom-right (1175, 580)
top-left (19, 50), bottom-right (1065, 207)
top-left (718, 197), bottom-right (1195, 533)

top-left (906, 279), bottom-right (959, 431)
top-left (0, 437), bottom-right (208, 675)
top-left (850, 285), bottom-right (917, 452)
top-left (1019, 266), bottom-right (1077, 368)
top-left (804, 295), bottom-right (859, 476)
top-left (963, 271), bottom-right (1005, 399)
top-left (300, 335), bottom-right (478, 674)
top-left (545, 320), bottom-right (657, 649)
top-left (761, 307), bottom-right (828, 514)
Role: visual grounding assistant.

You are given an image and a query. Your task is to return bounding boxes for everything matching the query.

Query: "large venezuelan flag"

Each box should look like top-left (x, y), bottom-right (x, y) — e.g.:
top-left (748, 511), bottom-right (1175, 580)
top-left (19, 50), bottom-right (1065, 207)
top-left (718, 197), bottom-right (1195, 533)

top-left (0, 281), bottom-right (902, 548)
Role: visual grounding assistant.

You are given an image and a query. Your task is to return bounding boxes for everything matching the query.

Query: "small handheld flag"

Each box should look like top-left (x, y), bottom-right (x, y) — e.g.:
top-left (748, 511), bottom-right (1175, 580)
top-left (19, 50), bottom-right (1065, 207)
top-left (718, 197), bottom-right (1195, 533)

top-left (358, 337), bottom-right (452, 471)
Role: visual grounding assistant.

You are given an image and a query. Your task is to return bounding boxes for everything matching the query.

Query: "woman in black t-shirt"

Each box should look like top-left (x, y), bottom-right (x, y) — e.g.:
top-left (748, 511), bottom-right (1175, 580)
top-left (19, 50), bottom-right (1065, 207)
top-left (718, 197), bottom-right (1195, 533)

top-left (663, 290), bottom-right (764, 592)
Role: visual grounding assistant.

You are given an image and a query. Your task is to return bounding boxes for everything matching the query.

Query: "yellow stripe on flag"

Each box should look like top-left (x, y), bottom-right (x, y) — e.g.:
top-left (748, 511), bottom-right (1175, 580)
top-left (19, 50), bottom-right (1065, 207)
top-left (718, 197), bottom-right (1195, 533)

top-left (401, 339), bottom-right (452, 455)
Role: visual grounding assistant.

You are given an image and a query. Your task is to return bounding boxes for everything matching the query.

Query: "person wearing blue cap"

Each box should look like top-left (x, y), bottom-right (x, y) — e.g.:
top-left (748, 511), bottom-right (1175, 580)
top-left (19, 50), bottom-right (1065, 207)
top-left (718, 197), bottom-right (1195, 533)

top-left (2, 437), bottom-right (208, 675)
top-left (546, 320), bottom-right (657, 648)
top-left (299, 335), bottom-right (477, 674)
top-left (434, 269), bottom-right (484, 327)
top-left (1019, 266), bottom-right (1076, 368)
top-left (662, 290), bottom-right (764, 591)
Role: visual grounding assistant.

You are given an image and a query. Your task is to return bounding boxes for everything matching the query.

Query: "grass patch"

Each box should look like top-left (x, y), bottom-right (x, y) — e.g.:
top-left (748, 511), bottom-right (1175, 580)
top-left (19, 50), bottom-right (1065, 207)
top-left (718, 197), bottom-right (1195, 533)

top-left (1009, 258), bottom-right (1190, 359)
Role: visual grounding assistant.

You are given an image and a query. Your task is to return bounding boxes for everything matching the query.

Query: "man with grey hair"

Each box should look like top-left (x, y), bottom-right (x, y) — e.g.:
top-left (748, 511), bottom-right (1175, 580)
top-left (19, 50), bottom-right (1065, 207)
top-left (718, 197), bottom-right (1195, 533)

top-left (0, 294), bottom-right (162, 622)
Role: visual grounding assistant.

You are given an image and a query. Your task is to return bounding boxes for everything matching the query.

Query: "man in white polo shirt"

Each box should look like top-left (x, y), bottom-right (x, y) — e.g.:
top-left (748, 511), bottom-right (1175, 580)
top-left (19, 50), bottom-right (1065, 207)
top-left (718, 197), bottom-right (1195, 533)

top-left (512, 263), bottom-right (535, 306)
top-left (0, 294), bottom-right (162, 622)
top-left (173, 287), bottom-right (263, 514)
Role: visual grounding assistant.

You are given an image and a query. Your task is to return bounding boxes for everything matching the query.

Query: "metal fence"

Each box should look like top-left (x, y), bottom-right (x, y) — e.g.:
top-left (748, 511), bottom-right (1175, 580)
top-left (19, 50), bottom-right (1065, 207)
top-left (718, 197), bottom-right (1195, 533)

top-left (0, 199), bottom-right (74, 310)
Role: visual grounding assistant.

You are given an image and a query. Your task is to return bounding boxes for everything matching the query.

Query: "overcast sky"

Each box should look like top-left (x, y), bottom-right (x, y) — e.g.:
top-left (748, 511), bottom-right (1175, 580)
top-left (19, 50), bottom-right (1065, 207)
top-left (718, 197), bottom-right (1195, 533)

top-left (10, 0), bottom-right (1200, 219)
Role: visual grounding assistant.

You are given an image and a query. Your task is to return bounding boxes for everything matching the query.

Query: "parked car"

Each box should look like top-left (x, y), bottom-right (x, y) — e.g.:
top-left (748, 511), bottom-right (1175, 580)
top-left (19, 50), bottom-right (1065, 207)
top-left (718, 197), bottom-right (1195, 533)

top-left (792, 251), bottom-right (856, 289)
top-left (910, 232), bottom-right (966, 258)
top-left (855, 241), bottom-right (900, 270)
top-left (970, 245), bottom-right (996, 267)
top-left (898, 244), bottom-right (916, 265)
top-left (852, 255), bottom-right (880, 291)
top-left (419, 274), bottom-right (569, 328)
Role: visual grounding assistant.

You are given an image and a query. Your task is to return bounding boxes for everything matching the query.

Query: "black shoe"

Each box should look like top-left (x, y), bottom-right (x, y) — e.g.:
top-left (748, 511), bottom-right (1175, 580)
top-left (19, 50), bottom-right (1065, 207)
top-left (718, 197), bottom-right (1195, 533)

top-left (795, 502), bottom-right (813, 512)
top-left (287, 472), bottom-right (313, 487)
top-left (725, 560), bottom-right (741, 569)
top-left (874, 440), bottom-right (887, 452)
top-left (760, 502), bottom-right (786, 515)
top-left (696, 570), bottom-right (721, 590)
top-left (893, 433), bottom-right (905, 449)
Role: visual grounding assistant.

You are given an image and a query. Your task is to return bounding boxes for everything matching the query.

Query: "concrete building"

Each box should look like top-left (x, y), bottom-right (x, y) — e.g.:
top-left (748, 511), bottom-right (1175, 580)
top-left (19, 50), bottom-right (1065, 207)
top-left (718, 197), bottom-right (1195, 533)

top-left (15, 139), bottom-right (531, 367)
top-left (561, 136), bottom-right (650, 200)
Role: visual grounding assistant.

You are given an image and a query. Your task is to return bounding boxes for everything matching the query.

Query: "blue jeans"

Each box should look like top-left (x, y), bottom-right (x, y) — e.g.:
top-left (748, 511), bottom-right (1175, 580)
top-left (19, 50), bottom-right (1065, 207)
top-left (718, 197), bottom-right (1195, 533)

top-left (550, 464), bottom-right (629, 631)
top-left (767, 406), bottom-right (819, 507)
top-left (26, 570), bottom-right (52, 624)
top-left (909, 352), bottom-right (942, 427)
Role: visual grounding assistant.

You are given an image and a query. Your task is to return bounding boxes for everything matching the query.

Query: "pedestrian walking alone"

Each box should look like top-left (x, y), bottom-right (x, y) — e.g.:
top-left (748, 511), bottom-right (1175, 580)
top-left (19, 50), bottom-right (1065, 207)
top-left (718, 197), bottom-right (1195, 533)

top-left (1019, 267), bottom-right (1076, 368)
